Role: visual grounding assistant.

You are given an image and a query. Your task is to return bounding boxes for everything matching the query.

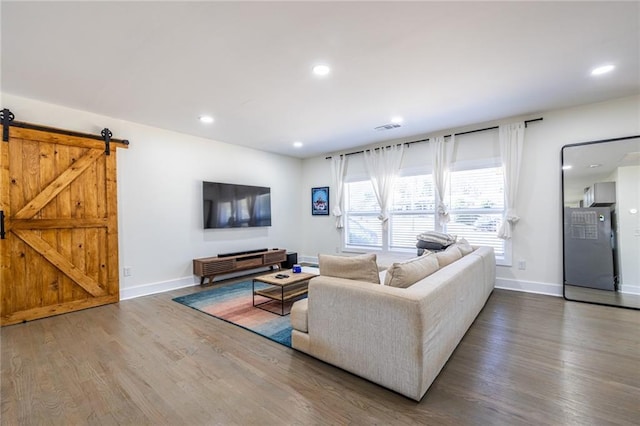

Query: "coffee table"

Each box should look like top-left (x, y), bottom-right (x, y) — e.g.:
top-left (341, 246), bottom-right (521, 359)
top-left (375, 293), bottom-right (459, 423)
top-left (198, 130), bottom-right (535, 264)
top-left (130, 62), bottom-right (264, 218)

top-left (252, 269), bottom-right (316, 316)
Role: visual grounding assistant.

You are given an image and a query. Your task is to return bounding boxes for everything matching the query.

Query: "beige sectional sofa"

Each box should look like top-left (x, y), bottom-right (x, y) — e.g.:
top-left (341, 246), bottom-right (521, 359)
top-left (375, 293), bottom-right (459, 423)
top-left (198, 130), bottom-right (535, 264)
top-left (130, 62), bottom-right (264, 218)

top-left (290, 245), bottom-right (496, 401)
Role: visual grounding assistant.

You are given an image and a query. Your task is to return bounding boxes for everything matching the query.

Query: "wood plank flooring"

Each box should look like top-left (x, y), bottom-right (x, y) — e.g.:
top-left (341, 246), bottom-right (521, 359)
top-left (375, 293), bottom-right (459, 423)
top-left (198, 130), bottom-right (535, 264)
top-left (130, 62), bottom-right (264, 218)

top-left (2, 282), bottom-right (639, 425)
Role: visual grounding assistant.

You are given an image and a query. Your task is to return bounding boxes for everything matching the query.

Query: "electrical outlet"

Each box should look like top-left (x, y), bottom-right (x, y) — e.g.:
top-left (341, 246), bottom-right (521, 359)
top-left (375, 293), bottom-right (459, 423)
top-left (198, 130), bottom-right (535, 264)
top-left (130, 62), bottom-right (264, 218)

top-left (123, 266), bottom-right (132, 277)
top-left (518, 260), bottom-right (526, 270)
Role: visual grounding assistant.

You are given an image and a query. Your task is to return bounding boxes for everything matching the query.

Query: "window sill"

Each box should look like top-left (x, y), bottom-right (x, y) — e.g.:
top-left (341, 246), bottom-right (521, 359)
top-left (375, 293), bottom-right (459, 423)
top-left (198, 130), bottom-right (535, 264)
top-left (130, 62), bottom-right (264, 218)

top-left (496, 258), bottom-right (511, 267)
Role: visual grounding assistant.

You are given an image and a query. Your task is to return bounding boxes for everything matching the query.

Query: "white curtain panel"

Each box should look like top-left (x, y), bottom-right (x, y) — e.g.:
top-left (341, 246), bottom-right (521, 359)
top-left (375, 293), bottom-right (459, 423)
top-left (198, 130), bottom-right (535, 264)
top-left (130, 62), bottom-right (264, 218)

top-left (498, 121), bottom-right (526, 239)
top-left (330, 155), bottom-right (348, 229)
top-left (363, 144), bottom-right (404, 229)
top-left (430, 135), bottom-right (456, 231)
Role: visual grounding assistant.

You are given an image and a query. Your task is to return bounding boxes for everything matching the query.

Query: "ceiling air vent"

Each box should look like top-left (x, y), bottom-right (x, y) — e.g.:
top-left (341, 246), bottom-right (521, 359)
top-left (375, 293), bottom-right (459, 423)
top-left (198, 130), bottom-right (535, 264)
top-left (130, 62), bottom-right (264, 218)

top-left (374, 123), bottom-right (401, 131)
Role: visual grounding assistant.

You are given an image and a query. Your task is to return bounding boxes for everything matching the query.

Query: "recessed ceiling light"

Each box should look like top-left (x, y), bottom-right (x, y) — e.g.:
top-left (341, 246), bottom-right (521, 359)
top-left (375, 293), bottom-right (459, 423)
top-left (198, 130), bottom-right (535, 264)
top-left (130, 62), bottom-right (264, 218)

top-left (293, 141), bottom-right (303, 148)
top-left (199, 115), bottom-right (214, 123)
top-left (591, 64), bottom-right (615, 76)
top-left (312, 64), bottom-right (331, 76)
top-left (589, 163), bottom-right (602, 168)
top-left (562, 165), bottom-right (572, 170)
top-left (391, 116), bottom-right (404, 124)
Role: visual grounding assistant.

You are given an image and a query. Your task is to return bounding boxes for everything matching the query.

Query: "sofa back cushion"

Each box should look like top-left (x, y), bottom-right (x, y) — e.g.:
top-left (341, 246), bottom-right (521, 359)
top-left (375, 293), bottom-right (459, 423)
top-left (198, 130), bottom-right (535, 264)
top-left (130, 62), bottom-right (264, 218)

top-left (455, 238), bottom-right (474, 256)
top-left (384, 253), bottom-right (440, 288)
top-left (318, 253), bottom-right (380, 284)
top-left (435, 245), bottom-right (463, 267)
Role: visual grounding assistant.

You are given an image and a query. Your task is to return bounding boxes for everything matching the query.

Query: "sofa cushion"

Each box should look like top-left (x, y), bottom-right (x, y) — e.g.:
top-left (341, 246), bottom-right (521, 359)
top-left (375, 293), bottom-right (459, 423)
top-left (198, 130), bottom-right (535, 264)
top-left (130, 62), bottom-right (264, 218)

top-left (384, 253), bottom-right (440, 288)
top-left (456, 238), bottom-right (474, 256)
top-left (290, 299), bottom-right (308, 332)
top-left (318, 253), bottom-right (380, 284)
top-left (435, 245), bottom-right (462, 267)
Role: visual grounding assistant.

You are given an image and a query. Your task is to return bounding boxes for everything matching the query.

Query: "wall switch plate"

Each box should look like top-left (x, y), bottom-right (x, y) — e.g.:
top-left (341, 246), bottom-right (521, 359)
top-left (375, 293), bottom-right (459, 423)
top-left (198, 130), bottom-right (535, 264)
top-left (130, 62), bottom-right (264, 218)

top-left (518, 260), bottom-right (526, 270)
top-left (123, 266), bottom-right (132, 277)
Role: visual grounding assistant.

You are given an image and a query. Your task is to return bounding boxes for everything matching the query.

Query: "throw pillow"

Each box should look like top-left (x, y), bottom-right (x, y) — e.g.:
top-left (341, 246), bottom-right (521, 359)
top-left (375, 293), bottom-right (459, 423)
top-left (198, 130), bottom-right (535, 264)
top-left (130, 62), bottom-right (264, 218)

top-left (435, 245), bottom-right (462, 267)
top-left (318, 253), bottom-right (380, 284)
top-left (416, 240), bottom-right (449, 250)
top-left (416, 248), bottom-right (433, 257)
top-left (416, 231), bottom-right (457, 245)
top-left (456, 238), bottom-right (474, 256)
top-left (384, 253), bottom-right (440, 288)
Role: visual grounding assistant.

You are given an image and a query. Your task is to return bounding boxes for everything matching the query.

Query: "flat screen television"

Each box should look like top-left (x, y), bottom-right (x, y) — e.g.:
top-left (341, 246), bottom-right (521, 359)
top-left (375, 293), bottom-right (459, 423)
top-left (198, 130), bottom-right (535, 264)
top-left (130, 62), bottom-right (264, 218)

top-left (203, 181), bottom-right (271, 229)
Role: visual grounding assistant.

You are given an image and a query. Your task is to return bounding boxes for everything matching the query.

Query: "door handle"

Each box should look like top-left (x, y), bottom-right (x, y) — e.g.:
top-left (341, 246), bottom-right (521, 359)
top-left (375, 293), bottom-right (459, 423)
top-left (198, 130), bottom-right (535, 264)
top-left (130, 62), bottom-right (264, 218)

top-left (0, 210), bottom-right (5, 239)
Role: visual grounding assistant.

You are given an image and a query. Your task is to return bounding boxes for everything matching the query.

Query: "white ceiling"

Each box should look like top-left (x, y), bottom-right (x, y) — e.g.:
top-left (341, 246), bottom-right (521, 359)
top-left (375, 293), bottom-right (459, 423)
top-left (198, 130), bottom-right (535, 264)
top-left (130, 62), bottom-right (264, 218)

top-left (2, 1), bottom-right (639, 158)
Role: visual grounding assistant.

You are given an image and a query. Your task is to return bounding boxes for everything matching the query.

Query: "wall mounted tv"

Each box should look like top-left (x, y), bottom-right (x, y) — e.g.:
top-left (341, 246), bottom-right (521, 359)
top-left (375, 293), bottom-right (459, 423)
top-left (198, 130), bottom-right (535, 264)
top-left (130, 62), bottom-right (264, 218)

top-left (203, 181), bottom-right (272, 229)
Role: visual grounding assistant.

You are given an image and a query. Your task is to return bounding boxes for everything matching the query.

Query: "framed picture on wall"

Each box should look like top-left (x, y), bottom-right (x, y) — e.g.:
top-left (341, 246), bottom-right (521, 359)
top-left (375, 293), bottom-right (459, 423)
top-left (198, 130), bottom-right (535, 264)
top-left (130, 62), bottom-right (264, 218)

top-left (311, 186), bottom-right (330, 215)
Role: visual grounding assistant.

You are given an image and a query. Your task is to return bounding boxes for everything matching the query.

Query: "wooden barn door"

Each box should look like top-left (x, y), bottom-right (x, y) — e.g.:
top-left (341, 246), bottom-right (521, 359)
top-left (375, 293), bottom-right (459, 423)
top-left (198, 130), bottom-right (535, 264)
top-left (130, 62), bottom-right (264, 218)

top-left (0, 119), bottom-right (128, 326)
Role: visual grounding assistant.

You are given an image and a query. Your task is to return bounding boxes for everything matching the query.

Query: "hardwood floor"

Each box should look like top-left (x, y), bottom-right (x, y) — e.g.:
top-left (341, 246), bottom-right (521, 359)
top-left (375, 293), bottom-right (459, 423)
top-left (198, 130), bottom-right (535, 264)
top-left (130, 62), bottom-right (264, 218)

top-left (2, 282), bottom-right (639, 425)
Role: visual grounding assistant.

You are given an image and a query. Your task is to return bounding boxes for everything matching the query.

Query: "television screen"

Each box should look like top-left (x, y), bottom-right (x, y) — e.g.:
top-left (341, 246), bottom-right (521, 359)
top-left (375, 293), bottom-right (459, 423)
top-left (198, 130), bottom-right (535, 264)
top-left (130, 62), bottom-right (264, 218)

top-left (203, 181), bottom-right (271, 229)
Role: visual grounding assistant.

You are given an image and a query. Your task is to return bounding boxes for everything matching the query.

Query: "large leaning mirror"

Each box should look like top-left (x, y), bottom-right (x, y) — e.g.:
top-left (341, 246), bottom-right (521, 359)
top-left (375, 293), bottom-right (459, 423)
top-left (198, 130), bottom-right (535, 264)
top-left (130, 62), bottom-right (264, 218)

top-left (562, 135), bottom-right (640, 310)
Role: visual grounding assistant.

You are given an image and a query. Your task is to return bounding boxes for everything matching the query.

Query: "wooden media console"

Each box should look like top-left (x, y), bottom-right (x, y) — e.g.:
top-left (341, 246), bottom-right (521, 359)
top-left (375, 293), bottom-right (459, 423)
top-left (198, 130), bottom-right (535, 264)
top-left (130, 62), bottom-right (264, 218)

top-left (193, 249), bottom-right (287, 285)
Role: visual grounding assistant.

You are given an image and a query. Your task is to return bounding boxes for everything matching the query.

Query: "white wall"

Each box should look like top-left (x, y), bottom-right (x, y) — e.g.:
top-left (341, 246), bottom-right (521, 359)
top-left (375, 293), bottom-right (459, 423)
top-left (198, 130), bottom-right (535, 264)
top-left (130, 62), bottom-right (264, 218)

top-left (301, 95), bottom-right (640, 296)
top-left (4, 93), bottom-right (638, 300)
top-left (1, 93), bottom-right (304, 299)
top-left (616, 165), bottom-right (640, 293)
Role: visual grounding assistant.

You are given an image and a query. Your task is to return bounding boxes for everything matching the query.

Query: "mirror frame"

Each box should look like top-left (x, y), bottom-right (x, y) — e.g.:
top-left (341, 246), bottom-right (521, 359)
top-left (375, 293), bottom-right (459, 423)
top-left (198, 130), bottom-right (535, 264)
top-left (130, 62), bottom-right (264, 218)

top-left (561, 134), bottom-right (640, 310)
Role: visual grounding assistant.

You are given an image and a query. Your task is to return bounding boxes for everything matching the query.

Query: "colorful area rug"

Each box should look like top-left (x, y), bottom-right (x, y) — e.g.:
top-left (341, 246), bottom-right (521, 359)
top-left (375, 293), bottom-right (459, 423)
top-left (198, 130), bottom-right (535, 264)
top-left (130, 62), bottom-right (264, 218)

top-left (173, 281), bottom-right (302, 347)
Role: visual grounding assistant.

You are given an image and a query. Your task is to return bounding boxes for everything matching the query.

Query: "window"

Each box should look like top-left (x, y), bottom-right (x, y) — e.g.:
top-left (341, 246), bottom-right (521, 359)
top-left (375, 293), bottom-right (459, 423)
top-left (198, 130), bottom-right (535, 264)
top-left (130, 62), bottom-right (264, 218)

top-left (344, 175), bottom-right (435, 250)
top-left (390, 175), bottom-right (435, 250)
top-left (445, 167), bottom-right (506, 260)
top-left (344, 180), bottom-right (382, 248)
top-left (343, 165), bottom-right (509, 264)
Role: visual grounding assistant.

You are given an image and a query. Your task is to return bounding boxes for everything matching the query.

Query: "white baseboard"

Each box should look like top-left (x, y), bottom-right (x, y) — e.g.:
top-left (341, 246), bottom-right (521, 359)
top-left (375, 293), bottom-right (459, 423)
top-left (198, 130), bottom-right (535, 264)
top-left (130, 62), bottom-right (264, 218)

top-left (302, 254), bottom-right (563, 297)
top-left (301, 254), bottom-right (563, 297)
top-left (119, 266), bottom-right (279, 300)
top-left (620, 284), bottom-right (640, 295)
top-left (120, 265), bottom-right (565, 301)
top-left (120, 276), bottom-right (199, 300)
top-left (495, 277), bottom-right (563, 297)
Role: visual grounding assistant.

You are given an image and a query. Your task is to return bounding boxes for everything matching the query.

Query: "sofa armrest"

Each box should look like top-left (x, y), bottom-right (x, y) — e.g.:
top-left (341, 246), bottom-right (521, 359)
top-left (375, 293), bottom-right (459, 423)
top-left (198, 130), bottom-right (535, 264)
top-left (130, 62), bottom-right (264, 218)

top-left (306, 276), bottom-right (426, 399)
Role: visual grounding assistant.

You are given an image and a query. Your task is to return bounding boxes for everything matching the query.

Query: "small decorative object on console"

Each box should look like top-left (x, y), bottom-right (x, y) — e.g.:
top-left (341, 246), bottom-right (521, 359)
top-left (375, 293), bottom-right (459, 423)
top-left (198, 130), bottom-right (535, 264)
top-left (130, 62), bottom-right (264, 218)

top-left (292, 264), bottom-right (302, 273)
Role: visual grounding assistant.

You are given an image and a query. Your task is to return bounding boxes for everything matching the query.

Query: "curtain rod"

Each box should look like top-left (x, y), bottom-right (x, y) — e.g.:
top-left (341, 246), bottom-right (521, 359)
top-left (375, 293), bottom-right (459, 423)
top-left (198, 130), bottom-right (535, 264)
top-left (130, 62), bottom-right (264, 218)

top-left (325, 117), bottom-right (543, 159)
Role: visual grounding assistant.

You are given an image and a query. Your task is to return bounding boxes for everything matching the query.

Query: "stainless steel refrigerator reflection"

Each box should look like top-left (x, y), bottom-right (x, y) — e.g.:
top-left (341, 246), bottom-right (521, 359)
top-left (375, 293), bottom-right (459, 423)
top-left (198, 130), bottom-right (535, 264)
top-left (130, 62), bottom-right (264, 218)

top-left (563, 207), bottom-right (617, 291)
